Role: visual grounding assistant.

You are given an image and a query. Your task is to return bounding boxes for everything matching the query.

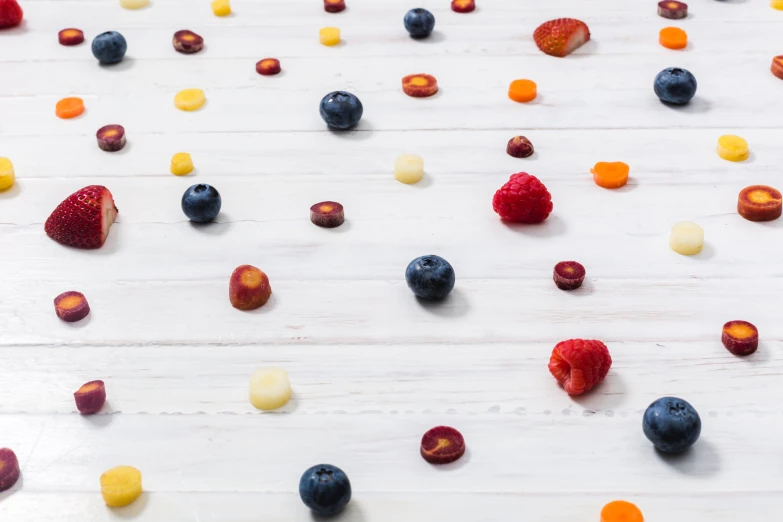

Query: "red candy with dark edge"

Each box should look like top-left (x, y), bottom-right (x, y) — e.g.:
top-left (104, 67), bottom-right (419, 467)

top-left (173, 30), bottom-right (204, 54)
top-left (548, 339), bottom-right (612, 395)
top-left (492, 173), bottom-right (553, 223)
top-left (58, 28), bottom-right (85, 46)
top-left (420, 426), bottom-right (465, 464)
top-left (45, 185), bottom-right (118, 249)
top-left (0, 448), bottom-right (20, 492)
top-left (324, 0), bottom-right (345, 12)
top-left (54, 291), bottom-right (90, 322)
top-left (256, 58), bottom-right (281, 76)
top-left (74, 380), bottom-right (106, 414)
top-left (721, 320), bottom-right (759, 356)
top-left (0, 0), bottom-right (23, 29)
top-left (451, 0), bottom-right (475, 13)
top-left (96, 124), bottom-right (126, 152)
top-left (310, 201), bottom-right (345, 228)
top-left (553, 261), bottom-right (586, 290)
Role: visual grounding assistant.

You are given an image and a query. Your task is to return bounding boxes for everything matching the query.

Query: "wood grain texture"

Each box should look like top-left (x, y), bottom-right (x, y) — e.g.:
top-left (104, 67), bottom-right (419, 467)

top-left (2, 0), bottom-right (782, 520)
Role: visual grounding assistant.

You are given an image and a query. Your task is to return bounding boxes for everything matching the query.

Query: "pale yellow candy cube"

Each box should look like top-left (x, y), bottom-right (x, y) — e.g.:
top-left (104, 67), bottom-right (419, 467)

top-left (394, 154), bottom-right (424, 184)
top-left (249, 368), bottom-right (292, 411)
top-left (670, 221), bottom-right (704, 255)
top-left (120, 0), bottom-right (149, 8)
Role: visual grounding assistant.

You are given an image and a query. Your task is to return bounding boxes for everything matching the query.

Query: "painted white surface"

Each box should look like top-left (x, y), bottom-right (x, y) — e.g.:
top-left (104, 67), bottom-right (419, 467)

top-left (1, 0), bottom-right (782, 519)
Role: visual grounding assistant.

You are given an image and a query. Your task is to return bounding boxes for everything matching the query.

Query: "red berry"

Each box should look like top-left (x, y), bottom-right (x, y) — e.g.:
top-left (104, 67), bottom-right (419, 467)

top-left (533, 18), bottom-right (590, 58)
top-left (0, 0), bottom-right (23, 29)
top-left (548, 339), bottom-right (612, 395)
top-left (45, 185), bottom-right (118, 249)
top-left (492, 172), bottom-right (553, 223)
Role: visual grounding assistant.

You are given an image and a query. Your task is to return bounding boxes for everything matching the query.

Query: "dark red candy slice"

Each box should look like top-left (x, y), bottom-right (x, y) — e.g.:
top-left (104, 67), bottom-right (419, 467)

top-left (58, 28), bottom-right (85, 46)
top-left (256, 58), bottom-right (281, 76)
top-left (310, 201), bottom-right (345, 228)
top-left (0, 448), bottom-right (20, 492)
top-left (173, 30), bottom-right (204, 54)
top-left (74, 380), bottom-right (106, 414)
top-left (324, 0), bottom-right (346, 13)
top-left (553, 261), bottom-right (586, 290)
top-left (96, 125), bottom-right (126, 152)
top-left (402, 74), bottom-right (438, 98)
top-left (657, 1), bottom-right (687, 19)
top-left (506, 136), bottom-right (534, 158)
top-left (54, 291), bottom-right (91, 322)
top-left (420, 426), bottom-right (465, 464)
top-left (451, 0), bottom-right (475, 13)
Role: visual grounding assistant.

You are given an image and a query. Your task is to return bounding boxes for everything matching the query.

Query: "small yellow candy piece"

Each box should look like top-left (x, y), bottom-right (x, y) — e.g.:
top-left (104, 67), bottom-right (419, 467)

top-left (170, 153), bottom-right (194, 176)
top-left (174, 89), bottom-right (206, 111)
top-left (670, 221), bottom-right (704, 256)
top-left (100, 466), bottom-right (142, 507)
top-left (394, 154), bottom-right (424, 184)
top-left (320, 27), bottom-right (341, 46)
top-left (717, 135), bottom-right (749, 162)
top-left (120, 0), bottom-right (149, 8)
top-left (772, 0), bottom-right (783, 10)
top-left (0, 157), bottom-right (15, 191)
top-left (211, 0), bottom-right (231, 16)
top-left (249, 368), bottom-right (292, 411)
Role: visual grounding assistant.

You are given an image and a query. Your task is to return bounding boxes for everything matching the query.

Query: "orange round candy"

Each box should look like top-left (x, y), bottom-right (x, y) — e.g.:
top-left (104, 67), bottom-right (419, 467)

top-left (508, 79), bottom-right (537, 103)
top-left (591, 161), bottom-right (629, 189)
top-left (659, 26), bottom-right (687, 50)
top-left (601, 500), bottom-right (644, 522)
top-left (55, 97), bottom-right (85, 119)
top-left (402, 74), bottom-right (438, 97)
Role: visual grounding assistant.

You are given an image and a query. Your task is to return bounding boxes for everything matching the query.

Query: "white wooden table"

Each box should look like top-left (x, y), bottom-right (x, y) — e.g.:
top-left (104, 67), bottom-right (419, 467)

top-left (1, 0), bottom-right (782, 519)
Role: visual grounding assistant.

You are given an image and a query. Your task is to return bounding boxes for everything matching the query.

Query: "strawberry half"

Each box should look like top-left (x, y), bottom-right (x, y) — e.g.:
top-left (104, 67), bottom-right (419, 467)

top-left (533, 18), bottom-right (590, 58)
top-left (45, 186), bottom-right (118, 249)
top-left (0, 0), bottom-right (23, 29)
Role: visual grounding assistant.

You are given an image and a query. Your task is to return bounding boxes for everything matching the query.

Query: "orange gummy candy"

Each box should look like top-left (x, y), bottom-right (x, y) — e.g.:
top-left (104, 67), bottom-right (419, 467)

top-left (659, 26), bottom-right (687, 50)
top-left (55, 97), bottom-right (85, 119)
top-left (601, 500), bottom-right (644, 522)
top-left (591, 161), bottom-right (629, 189)
top-left (508, 79), bottom-right (537, 103)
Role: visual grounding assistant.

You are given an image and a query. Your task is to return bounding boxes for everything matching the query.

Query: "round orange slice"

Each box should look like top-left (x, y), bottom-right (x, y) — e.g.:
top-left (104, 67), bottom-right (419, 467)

top-left (55, 97), bottom-right (85, 119)
top-left (402, 74), bottom-right (438, 97)
top-left (601, 500), bottom-right (644, 522)
top-left (591, 161), bottom-right (629, 189)
top-left (508, 79), bottom-right (537, 103)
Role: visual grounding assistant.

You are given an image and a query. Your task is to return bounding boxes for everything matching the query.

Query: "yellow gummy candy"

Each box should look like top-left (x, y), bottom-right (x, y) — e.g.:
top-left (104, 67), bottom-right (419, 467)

top-left (174, 89), bottom-right (206, 111)
top-left (320, 27), bottom-right (341, 46)
top-left (0, 157), bottom-right (15, 191)
top-left (100, 466), bottom-right (142, 507)
top-left (670, 221), bottom-right (704, 256)
top-left (717, 135), bottom-right (749, 162)
top-left (394, 154), bottom-right (424, 184)
top-left (211, 0), bottom-right (231, 16)
top-left (170, 153), bottom-right (194, 176)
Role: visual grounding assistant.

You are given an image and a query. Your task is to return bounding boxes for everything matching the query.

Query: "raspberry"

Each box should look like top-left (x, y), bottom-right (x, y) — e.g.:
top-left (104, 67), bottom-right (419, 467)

top-left (492, 173), bottom-right (552, 223)
top-left (548, 339), bottom-right (612, 395)
top-left (0, 0), bottom-right (23, 28)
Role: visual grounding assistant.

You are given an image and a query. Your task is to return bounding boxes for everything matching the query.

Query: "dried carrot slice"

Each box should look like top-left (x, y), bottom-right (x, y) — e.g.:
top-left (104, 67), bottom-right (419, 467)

top-left (402, 74), bottom-right (438, 97)
top-left (659, 26), bottom-right (687, 50)
top-left (591, 161), bottom-right (629, 189)
top-left (601, 500), bottom-right (643, 522)
top-left (508, 79), bottom-right (536, 103)
top-left (55, 97), bottom-right (85, 119)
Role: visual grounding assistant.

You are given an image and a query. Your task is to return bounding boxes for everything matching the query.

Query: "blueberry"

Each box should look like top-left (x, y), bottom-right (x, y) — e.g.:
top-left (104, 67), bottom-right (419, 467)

top-left (319, 91), bottom-right (363, 130)
top-left (92, 31), bottom-right (127, 65)
top-left (181, 184), bottom-right (221, 223)
top-left (642, 396), bottom-right (701, 453)
top-left (405, 255), bottom-right (455, 300)
top-left (404, 8), bottom-right (435, 38)
top-left (298, 464), bottom-right (351, 517)
top-left (654, 67), bottom-right (697, 105)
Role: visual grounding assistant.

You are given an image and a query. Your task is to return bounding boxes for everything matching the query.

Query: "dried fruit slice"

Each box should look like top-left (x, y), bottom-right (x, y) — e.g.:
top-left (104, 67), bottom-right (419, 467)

top-left (100, 466), bottom-right (142, 507)
top-left (717, 135), bottom-right (749, 162)
top-left (56, 97), bottom-right (85, 119)
top-left (172, 30), bottom-right (204, 54)
top-left (508, 79), bottom-right (537, 103)
top-left (58, 28), bottom-right (85, 46)
top-left (420, 426), bottom-right (465, 464)
top-left (601, 500), bottom-right (644, 522)
top-left (74, 380), bottom-right (106, 414)
top-left (451, 0), bottom-right (475, 13)
top-left (659, 26), bottom-right (687, 50)
top-left (324, 0), bottom-right (346, 13)
top-left (657, 1), bottom-right (688, 19)
top-left (771, 56), bottom-right (783, 80)
top-left (96, 124), bottom-right (126, 152)
top-left (310, 201), bottom-right (345, 228)
top-left (256, 58), bottom-right (281, 76)
top-left (174, 88), bottom-right (206, 111)
top-left (722, 320), bottom-right (758, 356)
top-left (506, 136), bottom-right (534, 158)
top-left (319, 27), bottom-right (341, 46)
top-left (249, 368), bottom-right (292, 410)
top-left (669, 221), bottom-right (703, 255)
top-left (229, 265), bottom-right (272, 310)
top-left (0, 157), bottom-right (15, 191)
top-left (553, 261), bottom-right (586, 290)
top-left (402, 74), bottom-right (438, 97)
top-left (738, 185), bottom-right (782, 222)
top-left (0, 448), bottom-right (20, 492)
top-left (54, 291), bottom-right (90, 322)
top-left (591, 161), bottom-right (629, 189)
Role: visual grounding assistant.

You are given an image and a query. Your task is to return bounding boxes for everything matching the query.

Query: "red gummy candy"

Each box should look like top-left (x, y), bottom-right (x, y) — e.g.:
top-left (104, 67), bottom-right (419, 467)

top-left (548, 339), bottom-right (612, 395)
top-left (0, 0), bottom-right (23, 29)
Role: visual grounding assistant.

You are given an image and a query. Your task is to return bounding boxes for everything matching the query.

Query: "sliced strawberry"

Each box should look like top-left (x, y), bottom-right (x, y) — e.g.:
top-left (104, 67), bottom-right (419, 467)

top-left (45, 185), bottom-right (118, 249)
top-left (533, 18), bottom-right (590, 58)
top-left (0, 0), bottom-right (23, 29)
